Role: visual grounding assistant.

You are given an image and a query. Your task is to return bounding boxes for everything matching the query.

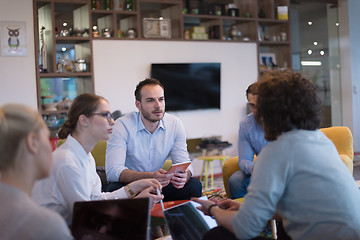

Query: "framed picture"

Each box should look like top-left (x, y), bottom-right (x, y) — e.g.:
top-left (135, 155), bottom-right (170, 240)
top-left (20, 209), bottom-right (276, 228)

top-left (259, 53), bottom-right (276, 66)
top-left (143, 18), bottom-right (171, 39)
top-left (0, 21), bottom-right (27, 56)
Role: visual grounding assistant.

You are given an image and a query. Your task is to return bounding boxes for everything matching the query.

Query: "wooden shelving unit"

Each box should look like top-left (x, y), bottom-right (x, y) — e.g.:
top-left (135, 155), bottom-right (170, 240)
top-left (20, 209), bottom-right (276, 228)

top-left (33, 0), bottom-right (291, 134)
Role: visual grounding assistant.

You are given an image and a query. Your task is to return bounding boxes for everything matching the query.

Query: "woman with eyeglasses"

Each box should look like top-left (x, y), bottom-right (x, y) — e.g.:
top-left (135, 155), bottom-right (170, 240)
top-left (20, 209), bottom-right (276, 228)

top-left (32, 94), bottom-right (163, 225)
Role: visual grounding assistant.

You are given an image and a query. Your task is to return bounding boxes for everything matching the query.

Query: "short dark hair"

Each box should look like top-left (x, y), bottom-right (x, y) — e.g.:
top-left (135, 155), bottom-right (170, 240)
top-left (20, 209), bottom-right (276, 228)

top-left (256, 71), bottom-right (322, 141)
top-left (134, 78), bottom-right (164, 101)
top-left (246, 82), bottom-right (259, 97)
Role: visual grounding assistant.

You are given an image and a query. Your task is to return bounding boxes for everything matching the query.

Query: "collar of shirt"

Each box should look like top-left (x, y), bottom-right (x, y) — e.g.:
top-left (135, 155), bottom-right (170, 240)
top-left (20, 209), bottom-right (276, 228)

top-left (136, 112), bottom-right (165, 134)
top-left (65, 135), bottom-right (92, 168)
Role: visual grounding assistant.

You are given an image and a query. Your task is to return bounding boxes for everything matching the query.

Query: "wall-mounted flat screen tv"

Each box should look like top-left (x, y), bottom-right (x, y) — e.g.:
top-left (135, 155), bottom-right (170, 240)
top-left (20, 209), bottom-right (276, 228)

top-left (151, 63), bottom-right (221, 111)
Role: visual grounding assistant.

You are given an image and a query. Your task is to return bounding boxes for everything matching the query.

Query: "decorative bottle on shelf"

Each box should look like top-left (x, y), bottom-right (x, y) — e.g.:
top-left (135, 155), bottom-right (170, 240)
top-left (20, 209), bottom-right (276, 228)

top-left (104, 0), bottom-right (110, 10)
top-left (125, 0), bottom-right (133, 11)
top-left (56, 57), bottom-right (63, 73)
top-left (91, 0), bottom-right (98, 10)
top-left (40, 26), bottom-right (47, 73)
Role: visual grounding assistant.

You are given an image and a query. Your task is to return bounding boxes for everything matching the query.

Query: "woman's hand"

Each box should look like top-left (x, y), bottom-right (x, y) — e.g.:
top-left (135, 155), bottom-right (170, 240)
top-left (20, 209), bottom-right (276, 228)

top-left (129, 178), bottom-right (162, 195)
top-left (135, 186), bottom-right (164, 208)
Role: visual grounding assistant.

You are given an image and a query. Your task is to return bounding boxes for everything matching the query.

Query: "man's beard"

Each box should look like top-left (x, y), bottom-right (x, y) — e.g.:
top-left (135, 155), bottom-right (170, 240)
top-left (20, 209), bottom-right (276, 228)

top-left (141, 108), bottom-right (165, 122)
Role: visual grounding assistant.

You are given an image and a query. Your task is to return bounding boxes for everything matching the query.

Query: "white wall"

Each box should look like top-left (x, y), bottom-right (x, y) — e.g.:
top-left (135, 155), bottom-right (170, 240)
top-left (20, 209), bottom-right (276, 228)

top-left (93, 40), bottom-right (258, 175)
top-left (0, 0), bottom-right (37, 109)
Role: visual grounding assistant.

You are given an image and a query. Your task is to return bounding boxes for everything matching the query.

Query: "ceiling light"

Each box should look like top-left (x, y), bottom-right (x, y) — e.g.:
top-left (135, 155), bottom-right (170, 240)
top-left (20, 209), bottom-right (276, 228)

top-left (159, 17), bottom-right (164, 20)
top-left (62, 22), bottom-right (68, 27)
top-left (313, 41), bottom-right (318, 46)
top-left (301, 61), bottom-right (322, 66)
top-left (61, 47), bottom-right (67, 52)
top-left (320, 50), bottom-right (325, 55)
top-left (336, 22), bottom-right (339, 27)
top-left (308, 21), bottom-right (313, 26)
top-left (308, 49), bottom-right (312, 55)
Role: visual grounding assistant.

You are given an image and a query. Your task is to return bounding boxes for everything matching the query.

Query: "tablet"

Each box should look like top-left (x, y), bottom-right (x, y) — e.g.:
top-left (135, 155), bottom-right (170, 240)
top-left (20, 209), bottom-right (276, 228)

top-left (167, 161), bottom-right (191, 174)
top-left (163, 196), bottom-right (217, 240)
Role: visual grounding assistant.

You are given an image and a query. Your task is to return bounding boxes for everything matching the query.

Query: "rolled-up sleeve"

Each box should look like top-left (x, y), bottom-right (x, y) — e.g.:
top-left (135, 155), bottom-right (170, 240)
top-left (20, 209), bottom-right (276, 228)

top-left (106, 120), bottom-right (129, 182)
top-left (169, 119), bottom-right (193, 174)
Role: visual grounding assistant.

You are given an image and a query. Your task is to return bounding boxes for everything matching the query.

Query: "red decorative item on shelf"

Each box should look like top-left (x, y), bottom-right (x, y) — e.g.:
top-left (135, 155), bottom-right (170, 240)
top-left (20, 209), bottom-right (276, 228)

top-left (50, 137), bottom-right (60, 151)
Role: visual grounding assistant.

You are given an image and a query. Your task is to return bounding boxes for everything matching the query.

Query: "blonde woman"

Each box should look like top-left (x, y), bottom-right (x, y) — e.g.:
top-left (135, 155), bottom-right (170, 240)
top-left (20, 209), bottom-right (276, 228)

top-left (0, 104), bottom-right (73, 239)
top-left (32, 94), bottom-right (163, 225)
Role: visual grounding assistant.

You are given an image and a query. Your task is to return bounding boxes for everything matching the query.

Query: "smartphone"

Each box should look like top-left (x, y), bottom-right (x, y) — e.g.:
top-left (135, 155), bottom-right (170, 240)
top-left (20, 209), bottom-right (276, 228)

top-left (167, 161), bottom-right (191, 174)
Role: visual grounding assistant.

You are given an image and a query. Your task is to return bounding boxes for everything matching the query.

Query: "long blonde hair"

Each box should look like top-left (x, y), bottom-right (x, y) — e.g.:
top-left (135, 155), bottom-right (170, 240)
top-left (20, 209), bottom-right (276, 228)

top-left (0, 104), bottom-right (45, 170)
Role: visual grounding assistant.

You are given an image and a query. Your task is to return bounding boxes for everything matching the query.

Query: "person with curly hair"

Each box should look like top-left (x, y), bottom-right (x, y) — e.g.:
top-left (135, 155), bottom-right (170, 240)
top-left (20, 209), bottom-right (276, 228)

top-left (193, 71), bottom-right (360, 240)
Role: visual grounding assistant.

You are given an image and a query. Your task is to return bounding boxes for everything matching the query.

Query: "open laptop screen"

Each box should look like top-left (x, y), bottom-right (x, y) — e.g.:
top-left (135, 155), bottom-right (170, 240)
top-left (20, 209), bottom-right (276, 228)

top-left (72, 198), bottom-right (150, 240)
top-left (163, 199), bottom-right (217, 240)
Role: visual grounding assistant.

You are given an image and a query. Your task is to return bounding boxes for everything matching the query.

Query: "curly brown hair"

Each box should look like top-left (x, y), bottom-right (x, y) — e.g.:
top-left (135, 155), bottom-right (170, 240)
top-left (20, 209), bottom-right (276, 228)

top-left (256, 71), bottom-right (322, 141)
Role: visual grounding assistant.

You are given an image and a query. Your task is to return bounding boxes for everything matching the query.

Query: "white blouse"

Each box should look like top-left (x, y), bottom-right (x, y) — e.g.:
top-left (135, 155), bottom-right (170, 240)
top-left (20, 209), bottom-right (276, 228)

top-left (32, 135), bottom-right (127, 225)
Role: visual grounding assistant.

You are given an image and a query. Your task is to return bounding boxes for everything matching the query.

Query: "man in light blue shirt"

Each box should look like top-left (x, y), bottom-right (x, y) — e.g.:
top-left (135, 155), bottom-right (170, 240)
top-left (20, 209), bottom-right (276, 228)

top-left (105, 78), bottom-right (202, 201)
top-left (228, 82), bottom-right (268, 199)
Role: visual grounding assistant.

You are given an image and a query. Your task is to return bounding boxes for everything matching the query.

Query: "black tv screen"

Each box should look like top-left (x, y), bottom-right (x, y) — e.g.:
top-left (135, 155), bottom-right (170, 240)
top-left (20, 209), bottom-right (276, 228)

top-left (151, 63), bottom-right (221, 111)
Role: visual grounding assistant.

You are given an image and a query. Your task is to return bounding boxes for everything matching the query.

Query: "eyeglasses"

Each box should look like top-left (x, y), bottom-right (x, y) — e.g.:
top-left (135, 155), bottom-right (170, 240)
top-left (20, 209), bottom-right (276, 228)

top-left (248, 103), bottom-right (256, 109)
top-left (88, 111), bottom-right (113, 122)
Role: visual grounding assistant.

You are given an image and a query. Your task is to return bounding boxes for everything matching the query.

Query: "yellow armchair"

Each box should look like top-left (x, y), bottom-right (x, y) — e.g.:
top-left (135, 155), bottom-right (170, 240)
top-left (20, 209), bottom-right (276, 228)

top-left (222, 126), bottom-right (354, 198)
top-left (222, 156), bottom-right (240, 197)
top-left (57, 139), bottom-right (172, 169)
top-left (57, 139), bottom-right (107, 167)
top-left (319, 126), bottom-right (354, 174)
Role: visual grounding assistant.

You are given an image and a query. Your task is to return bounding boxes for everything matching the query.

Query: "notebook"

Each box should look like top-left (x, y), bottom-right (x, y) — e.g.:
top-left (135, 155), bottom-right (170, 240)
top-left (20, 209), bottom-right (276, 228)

top-left (163, 196), bottom-right (217, 240)
top-left (71, 198), bottom-right (151, 240)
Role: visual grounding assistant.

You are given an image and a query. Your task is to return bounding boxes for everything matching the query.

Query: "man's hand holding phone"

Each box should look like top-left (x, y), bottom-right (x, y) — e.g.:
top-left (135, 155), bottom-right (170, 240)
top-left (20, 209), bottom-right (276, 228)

top-left (170, 170), bottom-right (187, 189)
top-left (154, 169), bottom-right (173, 187)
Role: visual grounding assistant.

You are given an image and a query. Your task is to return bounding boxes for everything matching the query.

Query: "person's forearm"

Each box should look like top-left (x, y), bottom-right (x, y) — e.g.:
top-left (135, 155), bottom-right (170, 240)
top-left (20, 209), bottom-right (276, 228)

top-left (119, 169), bottom-right (155, 183)
top-left (239, 159), bottom-right (254, 174)
top-left (211, 207), bottom-right (237, 233)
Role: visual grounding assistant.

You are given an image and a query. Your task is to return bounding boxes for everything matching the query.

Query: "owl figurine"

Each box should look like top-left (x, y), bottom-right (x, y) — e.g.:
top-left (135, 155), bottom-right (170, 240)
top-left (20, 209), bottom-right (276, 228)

top-left (7, 27), bottom-right (20, 51)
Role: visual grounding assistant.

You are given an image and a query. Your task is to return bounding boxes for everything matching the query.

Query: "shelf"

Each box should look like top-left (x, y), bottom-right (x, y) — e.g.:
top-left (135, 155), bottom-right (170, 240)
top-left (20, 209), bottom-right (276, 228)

top-left (258, 19), bottom-right (289, 26)
top-left (41, 109), bottom-right (68, 115)
top-left (139, 0), bottom-right (181, 3)
top-left (183, 14), bottom-right (222, 20)
top-left (259, 41), bottom-right (290, 45)
top-left (34, 0), bottom-right (291, 114)
top-left (113, 10), bottom-right (138, 16)
top-left (39, 72), bottom-right (92, 78)
top-left (55, 36), bottom-right (90, 43)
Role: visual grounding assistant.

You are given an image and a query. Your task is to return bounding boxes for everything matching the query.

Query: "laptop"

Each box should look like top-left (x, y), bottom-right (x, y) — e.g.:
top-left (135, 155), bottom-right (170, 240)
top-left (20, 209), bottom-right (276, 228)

top-left (163, 197), bottom-right (217, 240)
top-left (71, 198), bottom-right (151, 240)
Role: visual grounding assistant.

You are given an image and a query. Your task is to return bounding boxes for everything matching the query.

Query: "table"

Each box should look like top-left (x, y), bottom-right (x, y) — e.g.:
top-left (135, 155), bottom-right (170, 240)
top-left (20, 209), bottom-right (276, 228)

top-left (197, 155), bottom-right (229, 190)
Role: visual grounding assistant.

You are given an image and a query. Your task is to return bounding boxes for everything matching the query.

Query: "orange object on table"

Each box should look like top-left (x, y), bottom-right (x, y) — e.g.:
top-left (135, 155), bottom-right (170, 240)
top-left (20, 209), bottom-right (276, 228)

top-left (151, 200), bottom-right (189, 218)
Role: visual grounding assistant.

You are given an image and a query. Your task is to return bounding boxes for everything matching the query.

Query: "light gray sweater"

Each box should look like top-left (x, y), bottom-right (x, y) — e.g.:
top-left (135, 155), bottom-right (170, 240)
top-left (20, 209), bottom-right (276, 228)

top-left (232, 129), bottom-right (360, 240)
top-left (0, 182), bottom-right (73, 240)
